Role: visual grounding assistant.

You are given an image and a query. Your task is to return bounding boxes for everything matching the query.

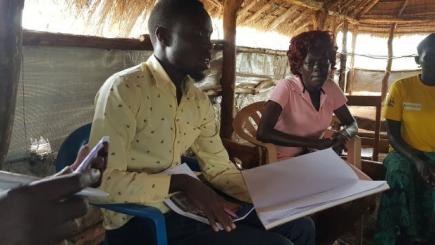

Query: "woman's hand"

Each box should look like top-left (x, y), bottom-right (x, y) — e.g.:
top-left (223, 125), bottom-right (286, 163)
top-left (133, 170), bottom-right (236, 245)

top-left (331, 132), bottom-right (348, 155)
top-left (415, 158), bottom-right (435, 187)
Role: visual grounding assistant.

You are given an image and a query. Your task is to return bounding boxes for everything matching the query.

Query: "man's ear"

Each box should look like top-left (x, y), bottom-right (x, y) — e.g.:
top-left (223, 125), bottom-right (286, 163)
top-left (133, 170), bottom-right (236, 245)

top-left (415, 55), bottom-right (420, 65)
top-left (155, 26), bottom-right (171, 47)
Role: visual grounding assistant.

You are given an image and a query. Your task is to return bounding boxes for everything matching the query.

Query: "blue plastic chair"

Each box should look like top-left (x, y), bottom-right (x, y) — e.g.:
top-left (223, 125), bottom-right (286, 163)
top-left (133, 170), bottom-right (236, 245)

top-left (54, 123), bottom-right (168, 245)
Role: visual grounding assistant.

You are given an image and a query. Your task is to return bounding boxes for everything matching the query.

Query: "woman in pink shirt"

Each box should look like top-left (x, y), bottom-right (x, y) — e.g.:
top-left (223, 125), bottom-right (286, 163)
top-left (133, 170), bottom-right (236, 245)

top-left (257, 31), bottom-right (358, 160)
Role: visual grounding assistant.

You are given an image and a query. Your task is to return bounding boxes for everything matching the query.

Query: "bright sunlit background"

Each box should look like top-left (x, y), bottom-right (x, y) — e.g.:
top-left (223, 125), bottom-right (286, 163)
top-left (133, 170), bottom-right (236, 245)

top-left (23, 0), bottom-right (427, 71)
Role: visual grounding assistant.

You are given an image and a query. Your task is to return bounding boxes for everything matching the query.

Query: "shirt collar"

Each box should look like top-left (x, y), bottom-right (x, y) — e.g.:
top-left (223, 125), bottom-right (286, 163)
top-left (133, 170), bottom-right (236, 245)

top-left (291, 76), bottom-right (328, 110)
top-left (144, 55), bottom-right (196, 96)
top-left (292, 76), bottom-right (325, 94)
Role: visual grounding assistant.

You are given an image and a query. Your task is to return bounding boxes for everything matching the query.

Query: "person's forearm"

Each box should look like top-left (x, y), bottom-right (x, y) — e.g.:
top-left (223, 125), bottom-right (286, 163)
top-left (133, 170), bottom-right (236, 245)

top-left (386, 121), bottom-right (425, 162)
top-left (257, 128), bottom-right (325, 149)
top-left (390, 135), bottom-right (425, 162)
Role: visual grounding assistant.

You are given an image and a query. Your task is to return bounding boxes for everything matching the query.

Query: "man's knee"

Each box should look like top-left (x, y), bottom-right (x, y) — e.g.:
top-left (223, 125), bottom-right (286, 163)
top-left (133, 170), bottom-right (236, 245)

top-left (274, 217), bottom-right (315, 245)
top-left (260, 233), bottom-right (293, 245)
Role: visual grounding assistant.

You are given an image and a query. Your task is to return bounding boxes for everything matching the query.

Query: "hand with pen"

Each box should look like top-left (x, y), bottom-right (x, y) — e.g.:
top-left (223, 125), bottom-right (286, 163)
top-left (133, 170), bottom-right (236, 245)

top-left (0, 145), bottom-right (108, 245)
top-left (170, 174), bottom-right (239, 232)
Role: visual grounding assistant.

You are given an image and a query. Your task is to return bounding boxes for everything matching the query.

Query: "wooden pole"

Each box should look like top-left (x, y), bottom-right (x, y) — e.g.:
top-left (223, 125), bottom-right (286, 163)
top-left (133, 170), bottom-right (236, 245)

top-left (347, 26), bottom-right (358, 94)
top-left (381, 25), bottom-right (396, 101)
top-left (338, 20), bottom-right (348, 90)
top-left (315, 9), bottom-right (328, 30)
top-left (220, 0), bottom-right (243, 139)
top-left (0, 0), bottom-right (24, 167)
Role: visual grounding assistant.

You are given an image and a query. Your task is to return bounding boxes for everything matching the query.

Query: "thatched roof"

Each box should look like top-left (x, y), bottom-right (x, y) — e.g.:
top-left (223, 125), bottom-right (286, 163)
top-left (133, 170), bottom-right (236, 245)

top-left (69, 0), bottom-right (435, 37)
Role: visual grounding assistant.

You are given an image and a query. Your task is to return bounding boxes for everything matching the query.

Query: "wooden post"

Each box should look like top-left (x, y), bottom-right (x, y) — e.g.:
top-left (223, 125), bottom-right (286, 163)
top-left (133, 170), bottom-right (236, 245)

top-left (338, 20), bottom-right (348, 90)
top-left (220, 0), bottom-right (243, 139)
top-left (347, 26), bottom-right (358, 94)
top-left (0, 0), bottom-right (24, 167)
top-left (315, 9), bottom-right (328, 30)
top-left (381, 24), bottom-right (396, 101)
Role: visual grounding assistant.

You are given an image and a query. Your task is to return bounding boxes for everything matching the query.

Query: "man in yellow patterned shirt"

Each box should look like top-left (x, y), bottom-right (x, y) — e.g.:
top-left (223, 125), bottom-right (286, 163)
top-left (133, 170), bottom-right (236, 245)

top-left (89, 0), bottom-right (314, 244)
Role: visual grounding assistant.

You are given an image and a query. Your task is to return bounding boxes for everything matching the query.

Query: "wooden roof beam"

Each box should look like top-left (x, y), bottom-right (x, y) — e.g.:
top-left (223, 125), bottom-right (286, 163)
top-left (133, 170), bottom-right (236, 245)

top-left (397, 0), bottom-right (409, 17)
top-left (350, 0), bottom-right (373, 17)
top-left (359, 17), bottom-right (429, 24)
top-left (285, 0), bottom-right (359, 24)
top-left (237, 0), bottom-right (259, 20)
top-left (206, 0), bottom-right (222, 9)
top-left (242, 3), bottom-right (272, 24)
top-left (285, 0), bottom-right (322, 10)
top-left (268, 6), bottom-right (299, 30)
top-left (292, 21), bottom-right (312, 36)
top-left (357, 0), bottom-right (380, 18)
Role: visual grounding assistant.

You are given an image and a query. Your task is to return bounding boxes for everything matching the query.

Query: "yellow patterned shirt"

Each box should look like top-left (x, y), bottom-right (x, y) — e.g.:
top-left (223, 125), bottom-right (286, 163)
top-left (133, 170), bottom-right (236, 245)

top-left (89, 55), bottom-right (250, 230)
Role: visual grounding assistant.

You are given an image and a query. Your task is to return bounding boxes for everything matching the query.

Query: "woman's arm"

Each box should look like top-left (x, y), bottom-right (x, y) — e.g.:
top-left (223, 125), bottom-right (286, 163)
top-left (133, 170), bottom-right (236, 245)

top-left (387, 119), bottom-right (435, 185)
top-left (333, 104), bottom-right (358, 138)
top-left (257, 100), bottom-right (332, 149)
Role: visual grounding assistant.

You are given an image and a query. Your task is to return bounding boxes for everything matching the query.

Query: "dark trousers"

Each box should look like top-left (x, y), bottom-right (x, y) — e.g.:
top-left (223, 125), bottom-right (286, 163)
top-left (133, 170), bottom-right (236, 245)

top-left (105, 211), bottom-right (315, 245)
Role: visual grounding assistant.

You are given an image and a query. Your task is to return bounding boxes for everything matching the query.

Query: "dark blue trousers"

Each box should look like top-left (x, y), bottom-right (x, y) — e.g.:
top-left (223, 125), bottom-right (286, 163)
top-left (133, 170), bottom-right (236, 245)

top-left (106, 211), bottom-right (315, 245)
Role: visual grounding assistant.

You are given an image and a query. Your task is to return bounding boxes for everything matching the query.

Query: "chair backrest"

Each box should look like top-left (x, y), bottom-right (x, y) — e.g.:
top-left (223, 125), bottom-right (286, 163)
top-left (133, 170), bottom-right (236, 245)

top-left (233, 101), bottom-right (266, 146)
top-left (346, 95), bottom-right (382, 161)
top-left (54, 123), bottom-right (92, 171)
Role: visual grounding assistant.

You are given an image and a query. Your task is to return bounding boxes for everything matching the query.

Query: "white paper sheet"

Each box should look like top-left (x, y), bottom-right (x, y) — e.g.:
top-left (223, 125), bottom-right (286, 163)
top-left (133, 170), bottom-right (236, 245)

top-left (163, 163), bottom-right (199, 179)
top-left (242, 148), bottom-right (389, 229)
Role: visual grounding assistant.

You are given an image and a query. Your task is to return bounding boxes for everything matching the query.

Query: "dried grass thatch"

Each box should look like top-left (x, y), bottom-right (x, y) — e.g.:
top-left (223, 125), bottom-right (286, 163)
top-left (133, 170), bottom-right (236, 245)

top-left (66, 0), bottom-right (435, 37)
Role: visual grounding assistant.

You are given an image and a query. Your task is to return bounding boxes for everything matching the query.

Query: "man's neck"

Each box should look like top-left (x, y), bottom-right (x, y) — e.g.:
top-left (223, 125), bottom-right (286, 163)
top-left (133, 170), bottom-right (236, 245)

top-left (420, 73), bottom-right (435, 86)
top-left (154, 56), bottom-right (186, 89)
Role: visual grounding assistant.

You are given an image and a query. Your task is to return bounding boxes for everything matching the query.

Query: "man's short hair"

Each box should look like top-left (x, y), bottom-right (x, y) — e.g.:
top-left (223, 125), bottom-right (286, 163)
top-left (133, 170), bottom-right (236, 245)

top-left (417, 33), bottom-right (435, 55)
top-left (148, 0), bottom-right (205, 43)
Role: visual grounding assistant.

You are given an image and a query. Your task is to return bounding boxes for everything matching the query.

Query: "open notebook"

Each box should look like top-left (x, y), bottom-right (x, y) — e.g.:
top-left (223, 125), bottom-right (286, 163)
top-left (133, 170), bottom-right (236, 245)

top-left (241, 148), bottom-right (389, 230)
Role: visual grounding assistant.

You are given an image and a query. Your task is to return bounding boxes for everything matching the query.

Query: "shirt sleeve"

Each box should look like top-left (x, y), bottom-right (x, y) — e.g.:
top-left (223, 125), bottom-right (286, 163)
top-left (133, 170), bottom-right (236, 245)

top-left (190, 98), bottom-right (251, 203)
top-left (89, 75), bottom-right (171, 205)
top-left (383, 81), bottom-right (403, 121)
top-left (269, 79), bottom-right (291, 109)
top-left (329, 81), bottom-right (348, 110)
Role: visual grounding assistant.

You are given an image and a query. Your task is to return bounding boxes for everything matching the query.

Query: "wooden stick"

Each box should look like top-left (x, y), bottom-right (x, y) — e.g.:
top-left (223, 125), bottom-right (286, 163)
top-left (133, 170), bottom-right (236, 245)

top-left (221, 0), bottom-right (244, 139)
top-left (348, 26), bottom-right (359, 94)
top-left (339, 20), bottom-right (349, 90)
top-left (381, 24), bottom-right (396, 102)
top-left (0, 0), bottom-right (24, 166)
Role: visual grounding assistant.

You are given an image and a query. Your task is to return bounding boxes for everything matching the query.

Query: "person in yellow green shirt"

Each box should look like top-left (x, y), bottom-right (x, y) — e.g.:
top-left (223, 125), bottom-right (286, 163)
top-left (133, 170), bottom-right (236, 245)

top-left (375, 34), bottom-right (435, 245)
top-left (89, 0), bottom-right (315, 244)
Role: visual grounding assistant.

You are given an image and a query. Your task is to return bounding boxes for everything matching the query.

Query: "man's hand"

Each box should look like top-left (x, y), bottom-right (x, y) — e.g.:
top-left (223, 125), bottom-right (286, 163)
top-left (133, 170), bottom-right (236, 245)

top-left (0, 170), bottom-right (100, 245)
top-left (170, 174), bottom-right (236, 232)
